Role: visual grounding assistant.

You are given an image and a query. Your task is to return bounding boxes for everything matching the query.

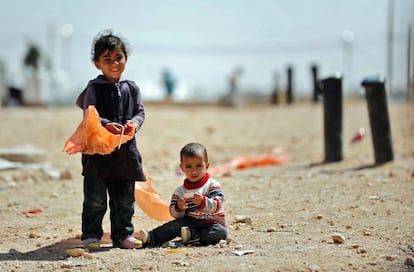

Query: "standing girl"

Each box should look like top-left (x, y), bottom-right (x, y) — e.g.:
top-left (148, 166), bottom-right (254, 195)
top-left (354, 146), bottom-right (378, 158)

top-left (76, 30), bottom-right (146, 249)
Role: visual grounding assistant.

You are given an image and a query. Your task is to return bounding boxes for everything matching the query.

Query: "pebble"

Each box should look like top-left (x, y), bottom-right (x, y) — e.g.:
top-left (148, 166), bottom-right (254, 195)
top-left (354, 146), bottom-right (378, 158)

top-left (234, 215), bottom-right (252, 224)
top-left (65, 248), bottom-right (86, 257)
top-left (267, 227), bottom-right (277, 232)
top-left (331, 232), bottom-right (346, 244)
top-left (308, 264), bottom-right (320, 272)
top-left (405, 257), bottom-right (414, 267)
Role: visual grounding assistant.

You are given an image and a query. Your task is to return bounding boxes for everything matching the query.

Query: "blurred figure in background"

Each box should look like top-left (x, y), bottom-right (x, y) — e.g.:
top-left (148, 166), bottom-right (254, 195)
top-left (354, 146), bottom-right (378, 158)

top-left (219, 66), bottom-right (243, 107)
top-left (162, 68), bottom-right (175, 101)
top-left (271, 71), bottom-right (281, 105)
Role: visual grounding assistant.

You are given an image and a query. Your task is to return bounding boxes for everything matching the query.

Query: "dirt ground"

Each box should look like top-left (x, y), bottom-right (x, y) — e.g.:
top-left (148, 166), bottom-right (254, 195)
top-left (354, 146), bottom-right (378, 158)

top-left (0, 99), bottom-right (413, 272)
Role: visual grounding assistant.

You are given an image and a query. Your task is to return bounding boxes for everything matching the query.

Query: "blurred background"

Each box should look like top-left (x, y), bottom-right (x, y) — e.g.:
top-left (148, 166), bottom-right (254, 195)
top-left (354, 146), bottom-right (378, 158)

top-left (0, 0), bottom-right (413, 105)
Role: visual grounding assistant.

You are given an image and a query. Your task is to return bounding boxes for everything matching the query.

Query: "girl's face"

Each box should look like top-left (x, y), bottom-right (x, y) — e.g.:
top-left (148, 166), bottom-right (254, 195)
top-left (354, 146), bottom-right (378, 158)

top-left (180, 155), bottom-right (210, 182)
top-left (94, 47), bottom-right (127, 83)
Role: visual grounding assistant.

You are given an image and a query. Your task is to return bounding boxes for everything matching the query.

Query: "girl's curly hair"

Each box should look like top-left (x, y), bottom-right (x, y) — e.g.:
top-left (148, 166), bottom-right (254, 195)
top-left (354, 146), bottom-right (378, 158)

top-left (90, 30), bottom-right (131, 61)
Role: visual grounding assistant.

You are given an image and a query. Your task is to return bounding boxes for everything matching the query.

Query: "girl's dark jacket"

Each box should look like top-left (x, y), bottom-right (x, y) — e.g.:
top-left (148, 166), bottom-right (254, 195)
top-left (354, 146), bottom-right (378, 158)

top-left (76, 75), bottom-right (146, 182)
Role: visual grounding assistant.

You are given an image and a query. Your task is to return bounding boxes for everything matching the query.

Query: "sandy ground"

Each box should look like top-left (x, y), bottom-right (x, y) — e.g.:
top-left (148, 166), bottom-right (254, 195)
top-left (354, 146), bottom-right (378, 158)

top-left (0, 99), bottom-right (413, 272)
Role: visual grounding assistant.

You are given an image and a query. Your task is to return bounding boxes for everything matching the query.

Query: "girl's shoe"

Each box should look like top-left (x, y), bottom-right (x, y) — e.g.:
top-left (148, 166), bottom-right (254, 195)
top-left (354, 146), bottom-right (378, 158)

top-left (83, 238), bottom-right (100, 250)
top-left (118, 235), bottom-right (142, 249)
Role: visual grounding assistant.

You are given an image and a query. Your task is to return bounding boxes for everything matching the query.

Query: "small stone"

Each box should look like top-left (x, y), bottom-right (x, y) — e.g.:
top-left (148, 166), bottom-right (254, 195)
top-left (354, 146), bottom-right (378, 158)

top-left (309, 264), bottom-right (320, 272)
top-left (267, 227), bottom-right (277, 232)
top-left (384, 255), bottom-right (395, 261)
top-left (65, 248), bottom-right (86, 257)
top-left (28, 233), bottom-right (39, 239)
top-left (234, 215), bottom-right (252, 224)
top-left (405, 257), bottom-right (414, 267)
top-left (331, 232), bottom-right (346, 244)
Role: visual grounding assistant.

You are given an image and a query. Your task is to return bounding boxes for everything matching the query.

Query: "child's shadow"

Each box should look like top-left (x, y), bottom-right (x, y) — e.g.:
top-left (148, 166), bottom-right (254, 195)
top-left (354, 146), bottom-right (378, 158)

top-left (0, 233), bottom-right (113, 261)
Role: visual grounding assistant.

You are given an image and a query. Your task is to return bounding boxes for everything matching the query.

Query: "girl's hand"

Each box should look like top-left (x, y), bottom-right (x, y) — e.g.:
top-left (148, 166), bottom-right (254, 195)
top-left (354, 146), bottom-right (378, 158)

top-left (177, 198), bottom-right (187, 211)
top-left (104, 122), bottom-right (123, 134)
top-left (124, 120), bottom-right (137, 136)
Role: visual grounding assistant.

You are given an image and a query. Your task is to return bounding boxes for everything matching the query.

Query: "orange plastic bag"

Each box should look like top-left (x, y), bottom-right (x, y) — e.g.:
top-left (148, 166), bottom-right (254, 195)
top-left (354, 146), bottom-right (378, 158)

top-left (210, 147), bottom-right (287, 175)
top-left (63, 106), bottom-right (172, 222)
top-left (135, 170), bottom-right (174, 222)
top-left (63, 105), bottom-right (133, 155)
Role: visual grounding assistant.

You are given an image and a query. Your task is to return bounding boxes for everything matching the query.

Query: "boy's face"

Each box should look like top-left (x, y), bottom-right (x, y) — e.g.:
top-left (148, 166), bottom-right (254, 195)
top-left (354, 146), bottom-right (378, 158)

top-left (180, 155), bottom-right (210, 182)
top-left (94, 47), bottom-right (127, 83)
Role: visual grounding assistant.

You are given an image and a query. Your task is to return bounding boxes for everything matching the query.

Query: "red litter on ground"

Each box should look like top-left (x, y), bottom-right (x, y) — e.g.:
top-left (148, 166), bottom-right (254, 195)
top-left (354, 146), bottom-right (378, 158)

top-left (351, 127), bottom-right (366, 143)
top-left (22, 209), bottom-right (43, 215)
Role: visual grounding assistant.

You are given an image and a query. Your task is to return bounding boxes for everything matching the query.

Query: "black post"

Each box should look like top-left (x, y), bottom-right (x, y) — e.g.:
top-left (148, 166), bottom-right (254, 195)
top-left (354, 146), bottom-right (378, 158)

top-left (311, 64), bottom-right (319, 103)
top-left (286, 66), bottom-right (293, 104)
top-left (361, 76), bottom-right (394, 164)
top-left (320, 74), bottom-right (343, 162)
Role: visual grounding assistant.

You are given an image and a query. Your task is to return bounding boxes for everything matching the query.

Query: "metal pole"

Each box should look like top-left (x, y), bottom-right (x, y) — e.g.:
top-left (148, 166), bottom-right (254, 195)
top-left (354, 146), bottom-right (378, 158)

top-left (386, 0), bottom-right (395, 96)
top-left (361, 76), bottom-right (394, 164)
top-left (286, 66), bottom-right (294, 104)
top-left (408, 25), bottom-right (413, 102)
top-left (320, 74), bottom-right (343, 162)
top-left (311, 64), bottom-right (319, 103)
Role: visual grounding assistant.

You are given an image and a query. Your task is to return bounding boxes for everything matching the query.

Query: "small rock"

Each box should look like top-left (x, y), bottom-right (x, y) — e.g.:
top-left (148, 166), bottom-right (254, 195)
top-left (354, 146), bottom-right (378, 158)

top-left (309, 264), bottom-right (320, 272)
top-left (234, 215), bottom-right (252, 224)
top-left (405, 257), bottom-right (414, 267)
top-left (28, 233), bottom-right (39, 239)
top-left (384, 255), bottom-right (395, 261)
top-left (65, 248), bottom-right (86, 257)
top-left (331, 232), bottom-right (346, 244)
top-left (267, 227), bottom-right (277, 232)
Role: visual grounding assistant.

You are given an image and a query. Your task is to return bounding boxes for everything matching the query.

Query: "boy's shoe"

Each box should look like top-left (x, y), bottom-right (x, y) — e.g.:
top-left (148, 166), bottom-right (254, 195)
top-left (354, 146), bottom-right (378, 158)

top-left (117, 235), bottom-right (142, 249)
top-left (83, 238), bottom-right (100, 250)
top-left (137, 230), bottom-right (149, 245)
top-left (181, 226), bottom-right (191, 244)
top-left (181, 226), bottom-right (200, 244)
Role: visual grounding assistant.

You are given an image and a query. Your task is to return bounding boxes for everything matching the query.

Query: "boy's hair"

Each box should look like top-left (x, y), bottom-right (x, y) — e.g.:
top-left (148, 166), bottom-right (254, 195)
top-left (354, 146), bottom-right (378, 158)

top-left (180, 143), bottom-right (208, 162)
top-left (91, 30), bottom-right (130, 61)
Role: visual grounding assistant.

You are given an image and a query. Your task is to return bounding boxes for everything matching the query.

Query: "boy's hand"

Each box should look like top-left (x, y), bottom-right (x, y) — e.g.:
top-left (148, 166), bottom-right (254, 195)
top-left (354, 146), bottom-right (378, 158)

top-left (104, 122), bottom-right (123, 134)
top-left (192, 192), bottom-right (204, 206)
top-left (177, 198), bottom-right (187, 211)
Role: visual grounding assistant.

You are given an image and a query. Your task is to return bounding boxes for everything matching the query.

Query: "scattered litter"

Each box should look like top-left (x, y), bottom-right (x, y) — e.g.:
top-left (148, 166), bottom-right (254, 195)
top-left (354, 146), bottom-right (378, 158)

top-left (210, 147), bottom-right (287, 176)
top-left (0, 145), bottom-right (45, 163)
top-left (164, 248), bottom-right (189, 254)
top-left (0, 158), bottom-right (63, 179)
top-left (351, 127), bottom-right (366, 144)
top-left (231, 250), bottom-right (254, 256)
top-left (22, 209), bottom-right (43, 215)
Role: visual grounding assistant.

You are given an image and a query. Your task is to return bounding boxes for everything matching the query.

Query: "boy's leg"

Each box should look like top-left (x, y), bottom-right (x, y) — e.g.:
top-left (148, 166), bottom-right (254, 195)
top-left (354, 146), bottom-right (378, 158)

top-left (81, 176), bottom-right (108, 242)
top-left (146, 217), bottom-right (190, 245)
top-left (192, 223), bottom-right (228, 245)
top-left (108, 179), bottom-right (135, 245)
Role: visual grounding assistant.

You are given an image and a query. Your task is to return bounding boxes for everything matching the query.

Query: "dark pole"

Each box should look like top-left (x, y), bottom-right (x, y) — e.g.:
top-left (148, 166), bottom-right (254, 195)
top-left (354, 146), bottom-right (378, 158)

top-left (320, 74), bottom-right (343, 162)
top-left (286, 66), bottom-right (293, 104)
top-left (361, 76), bottom-right (394, 164)
top-left (311, 64), bottom-right (319, 103)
